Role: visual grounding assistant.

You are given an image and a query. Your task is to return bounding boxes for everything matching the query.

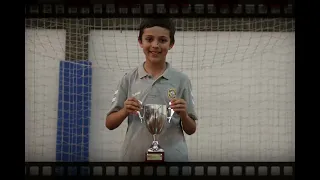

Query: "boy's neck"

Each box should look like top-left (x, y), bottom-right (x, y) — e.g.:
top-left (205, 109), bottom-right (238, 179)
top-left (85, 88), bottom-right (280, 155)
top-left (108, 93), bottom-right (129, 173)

top-left (144, 60), bottom-right (167, 79)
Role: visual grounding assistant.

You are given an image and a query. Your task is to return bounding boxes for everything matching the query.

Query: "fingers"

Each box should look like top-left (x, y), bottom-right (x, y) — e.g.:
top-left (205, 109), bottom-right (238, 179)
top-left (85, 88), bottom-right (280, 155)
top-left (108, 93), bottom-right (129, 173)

top-left (171, 104), bottom-right (186, 111)
top-left (127, 97), bottom-right (140, 104)
top-left (170, 98), bottom-right (177, 104)
top-left (125, 97), bottom-right (141, 113)
top-left (170, 98), bottom-right (186, 107)
top-left (170, 98), bottom-right (187, 113)
top-left (171, 98), bottom-right (185, 104)
top-left (171, 103), bottom-right (186, 108)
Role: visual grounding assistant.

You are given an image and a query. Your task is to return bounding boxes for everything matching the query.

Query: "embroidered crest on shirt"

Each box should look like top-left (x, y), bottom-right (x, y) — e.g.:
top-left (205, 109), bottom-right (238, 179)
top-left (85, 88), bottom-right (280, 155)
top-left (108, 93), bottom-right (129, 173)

top-left (112, 73), bottom-right (127, 104)
top-left (167, 88), bottom-right (177, 99)
top-left (132, 91), bottom-right (141, 97)
top-left (191, 91), bottom-right (195, 105)
top-left (111, 90), bottom-right (118, 103)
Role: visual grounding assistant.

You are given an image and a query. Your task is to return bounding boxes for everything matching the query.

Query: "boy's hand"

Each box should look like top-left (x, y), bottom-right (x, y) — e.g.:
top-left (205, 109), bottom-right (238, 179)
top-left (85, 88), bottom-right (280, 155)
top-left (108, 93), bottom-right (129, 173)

top-left (170, 98), bottom-right (188, 118)
top-left (124, 97), bottom-right (141, 114)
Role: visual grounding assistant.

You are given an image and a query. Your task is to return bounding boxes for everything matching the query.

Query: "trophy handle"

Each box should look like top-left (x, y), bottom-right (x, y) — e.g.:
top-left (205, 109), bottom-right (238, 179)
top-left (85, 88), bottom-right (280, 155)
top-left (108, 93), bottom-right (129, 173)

top-left (137, 110), bottom-right (144, 123)
top-left (167, 102), bottom-right (174, 123)
top-left (137, 100), bottom-right (144, 123)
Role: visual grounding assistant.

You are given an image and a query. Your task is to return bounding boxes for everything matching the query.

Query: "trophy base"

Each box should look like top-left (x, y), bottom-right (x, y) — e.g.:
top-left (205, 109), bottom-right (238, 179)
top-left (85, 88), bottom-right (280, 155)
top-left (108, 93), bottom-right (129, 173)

top-left (145, 151), bottom-right (165, 162)
top-left (145, 141), bottom-right (165, 162)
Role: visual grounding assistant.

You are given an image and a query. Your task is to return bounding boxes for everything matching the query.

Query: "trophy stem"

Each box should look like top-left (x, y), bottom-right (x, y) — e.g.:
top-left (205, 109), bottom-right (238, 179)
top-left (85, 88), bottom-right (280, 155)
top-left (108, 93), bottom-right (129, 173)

top-left (150, 134), bottom-right (160, 151)
top-left (153, 134), bottom-right (157, 142)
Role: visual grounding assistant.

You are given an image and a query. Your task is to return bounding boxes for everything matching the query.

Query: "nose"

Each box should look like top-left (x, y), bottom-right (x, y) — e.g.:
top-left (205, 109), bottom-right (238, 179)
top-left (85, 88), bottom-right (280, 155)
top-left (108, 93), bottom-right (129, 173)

top-left (151, 40), bottom-right (159, 48)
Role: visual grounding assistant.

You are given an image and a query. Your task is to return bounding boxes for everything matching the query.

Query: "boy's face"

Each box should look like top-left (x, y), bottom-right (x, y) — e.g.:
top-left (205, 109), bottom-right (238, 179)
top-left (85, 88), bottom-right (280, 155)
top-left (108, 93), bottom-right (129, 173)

top-left (139, 26), bottom-right (174, 64)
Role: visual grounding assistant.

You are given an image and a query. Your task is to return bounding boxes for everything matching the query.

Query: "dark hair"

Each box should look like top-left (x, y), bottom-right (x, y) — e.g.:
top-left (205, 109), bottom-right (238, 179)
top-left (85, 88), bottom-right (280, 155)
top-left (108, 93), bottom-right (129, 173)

top-left (138, 18), bottom-right (176, 45)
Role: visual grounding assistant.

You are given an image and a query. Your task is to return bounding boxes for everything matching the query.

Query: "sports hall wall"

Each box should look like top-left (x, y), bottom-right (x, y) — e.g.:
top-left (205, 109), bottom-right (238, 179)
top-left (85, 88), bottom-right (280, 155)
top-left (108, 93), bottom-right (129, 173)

top-left (25, 18), bottom-right (295, 162)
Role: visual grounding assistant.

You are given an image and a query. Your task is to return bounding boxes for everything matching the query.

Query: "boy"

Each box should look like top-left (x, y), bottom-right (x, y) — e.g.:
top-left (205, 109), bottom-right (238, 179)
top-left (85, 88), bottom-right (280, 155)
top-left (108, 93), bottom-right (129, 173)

top-left (105, 18), bottom-right (198, 162)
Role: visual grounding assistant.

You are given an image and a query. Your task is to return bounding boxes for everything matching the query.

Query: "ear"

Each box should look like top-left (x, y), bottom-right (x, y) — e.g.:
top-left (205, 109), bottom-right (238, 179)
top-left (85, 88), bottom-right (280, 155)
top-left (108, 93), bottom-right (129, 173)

top-left (169, 43), bottom-right (174, 50)
top-left (138, 39), bottom-right (143, 48)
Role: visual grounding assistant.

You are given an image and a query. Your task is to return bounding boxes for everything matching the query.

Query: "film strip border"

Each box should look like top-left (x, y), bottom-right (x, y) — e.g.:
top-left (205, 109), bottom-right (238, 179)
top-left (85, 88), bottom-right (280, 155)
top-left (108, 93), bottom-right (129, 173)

top-left (25, 162), bottom-right (295, 177)
top-left (25, 0), bottom-right (294, 18)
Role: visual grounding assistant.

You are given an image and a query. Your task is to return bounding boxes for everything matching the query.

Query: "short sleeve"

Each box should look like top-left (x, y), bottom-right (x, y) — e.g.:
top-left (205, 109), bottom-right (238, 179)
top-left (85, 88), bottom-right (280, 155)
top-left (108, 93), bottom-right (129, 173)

top-left (182, 78), bottom-right (198, 121)
top-left (106, 74), bottom-right (129, 116)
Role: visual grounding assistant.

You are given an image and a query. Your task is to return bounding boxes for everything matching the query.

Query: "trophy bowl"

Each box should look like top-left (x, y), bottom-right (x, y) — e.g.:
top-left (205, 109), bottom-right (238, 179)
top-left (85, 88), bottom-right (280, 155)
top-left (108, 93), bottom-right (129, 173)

top-left (137, 103), bottom-right (174, 162)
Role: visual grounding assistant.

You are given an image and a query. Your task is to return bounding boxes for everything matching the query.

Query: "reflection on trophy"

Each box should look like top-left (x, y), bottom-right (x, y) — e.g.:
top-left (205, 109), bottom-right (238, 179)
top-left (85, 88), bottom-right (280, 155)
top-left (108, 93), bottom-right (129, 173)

top-left (137, 102), bottom-right (174, 162)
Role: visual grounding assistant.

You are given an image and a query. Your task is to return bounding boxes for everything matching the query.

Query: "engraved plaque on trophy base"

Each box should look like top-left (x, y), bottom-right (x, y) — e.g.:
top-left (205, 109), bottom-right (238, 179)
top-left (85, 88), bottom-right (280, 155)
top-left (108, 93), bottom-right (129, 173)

top-left (145, 141), bottom-right (165, 162)
top-left (145, 151), bottom-right (165, 162)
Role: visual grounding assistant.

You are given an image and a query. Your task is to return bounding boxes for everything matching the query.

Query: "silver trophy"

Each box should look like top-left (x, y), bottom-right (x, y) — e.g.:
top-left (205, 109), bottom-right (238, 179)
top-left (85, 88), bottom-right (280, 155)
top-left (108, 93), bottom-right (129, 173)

top-left (137, 102), bottom-right (174, 162)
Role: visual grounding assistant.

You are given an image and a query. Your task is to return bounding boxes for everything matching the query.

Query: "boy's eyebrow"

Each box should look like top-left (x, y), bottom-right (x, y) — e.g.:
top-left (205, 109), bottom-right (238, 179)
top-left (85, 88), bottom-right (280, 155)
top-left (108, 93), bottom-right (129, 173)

top-left (144, 35), bottom-right (169, 38)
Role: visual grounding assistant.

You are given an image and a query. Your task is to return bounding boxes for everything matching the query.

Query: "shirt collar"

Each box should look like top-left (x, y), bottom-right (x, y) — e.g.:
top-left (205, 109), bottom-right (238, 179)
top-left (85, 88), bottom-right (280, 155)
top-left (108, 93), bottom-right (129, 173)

top-left (138, 62), bottom-right (171, 80)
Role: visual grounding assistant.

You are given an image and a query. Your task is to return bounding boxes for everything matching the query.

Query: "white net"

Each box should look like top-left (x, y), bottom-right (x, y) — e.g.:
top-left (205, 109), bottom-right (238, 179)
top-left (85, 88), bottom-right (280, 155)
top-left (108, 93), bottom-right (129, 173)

top-left (25, 18), bottom-right (295, 162)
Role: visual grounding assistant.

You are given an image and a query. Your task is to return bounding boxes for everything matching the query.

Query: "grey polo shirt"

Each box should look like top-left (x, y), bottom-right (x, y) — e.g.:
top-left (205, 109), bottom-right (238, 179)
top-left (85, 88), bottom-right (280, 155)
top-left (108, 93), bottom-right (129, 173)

top-left (107, 62), bottom-right (198, 162)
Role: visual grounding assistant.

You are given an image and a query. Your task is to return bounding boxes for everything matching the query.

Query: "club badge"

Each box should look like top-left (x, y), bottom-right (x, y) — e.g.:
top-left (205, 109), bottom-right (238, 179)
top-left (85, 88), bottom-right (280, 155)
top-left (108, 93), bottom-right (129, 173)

top-left (167, 88), bottom-right (177, 99)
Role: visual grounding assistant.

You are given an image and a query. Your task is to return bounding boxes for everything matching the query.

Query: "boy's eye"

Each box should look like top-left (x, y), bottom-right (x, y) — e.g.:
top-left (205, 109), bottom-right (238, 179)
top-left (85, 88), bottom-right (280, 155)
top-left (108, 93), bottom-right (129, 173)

top-left (144, 37), bottom-right (168, 43)
top-left (160, 39), bottom-right (167, 43)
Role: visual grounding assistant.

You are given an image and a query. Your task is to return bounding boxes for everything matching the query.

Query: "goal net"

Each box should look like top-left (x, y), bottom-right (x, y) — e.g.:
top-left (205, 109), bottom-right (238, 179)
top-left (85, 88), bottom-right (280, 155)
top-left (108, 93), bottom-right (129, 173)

top-left (25, 17), bottom-right (295, 163)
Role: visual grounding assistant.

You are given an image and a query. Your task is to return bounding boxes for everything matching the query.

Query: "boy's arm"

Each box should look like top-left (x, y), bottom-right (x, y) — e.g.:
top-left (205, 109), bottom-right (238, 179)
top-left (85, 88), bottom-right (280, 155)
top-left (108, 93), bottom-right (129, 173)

top-left (180, 78), bottom-right (198, 135)
top-left (105, 74), bottom-right (129, 130)
top-left (106, 108), bottom-right (129, 130)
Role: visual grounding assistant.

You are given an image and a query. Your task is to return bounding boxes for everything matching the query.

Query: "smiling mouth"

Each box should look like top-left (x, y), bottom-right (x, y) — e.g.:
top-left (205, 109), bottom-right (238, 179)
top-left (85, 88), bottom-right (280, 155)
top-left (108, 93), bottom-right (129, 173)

top-left (149, 51), bottom-right (161, 55)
